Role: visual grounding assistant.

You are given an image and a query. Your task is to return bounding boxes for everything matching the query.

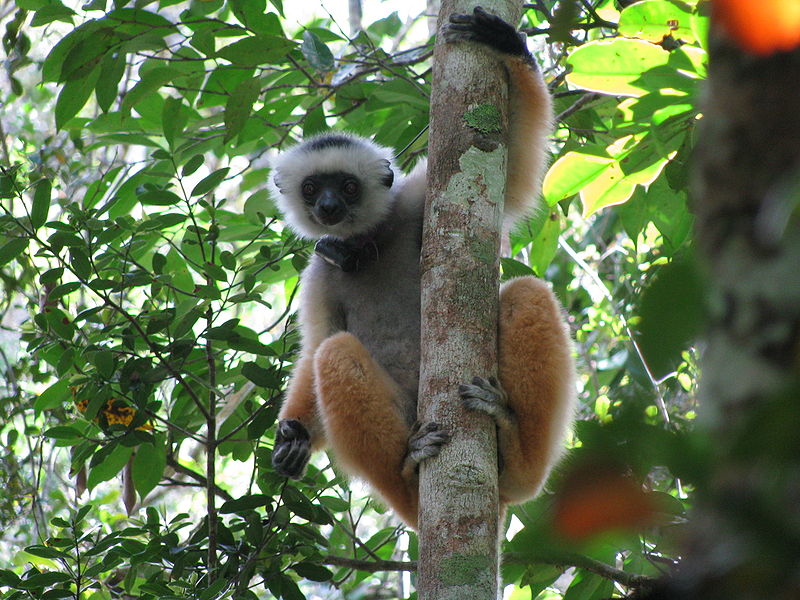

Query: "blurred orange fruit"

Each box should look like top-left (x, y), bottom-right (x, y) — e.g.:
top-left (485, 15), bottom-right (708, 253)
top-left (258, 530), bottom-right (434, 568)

top-left (714, 0), bottom-right (800, 55)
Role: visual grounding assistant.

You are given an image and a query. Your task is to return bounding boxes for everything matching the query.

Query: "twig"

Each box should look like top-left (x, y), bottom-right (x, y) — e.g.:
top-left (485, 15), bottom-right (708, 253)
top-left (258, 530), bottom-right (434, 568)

top-left (322, 552), bottom-right (658, 589)
top-left (165, 455), bottom-right (234, 502)
top-left (555, 92), bottom-right (602, 123)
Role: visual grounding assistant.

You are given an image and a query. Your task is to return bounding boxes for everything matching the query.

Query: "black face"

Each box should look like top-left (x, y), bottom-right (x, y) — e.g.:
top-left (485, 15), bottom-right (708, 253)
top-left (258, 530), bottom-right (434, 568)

top-left (301, 171), bottom-right (361, 227)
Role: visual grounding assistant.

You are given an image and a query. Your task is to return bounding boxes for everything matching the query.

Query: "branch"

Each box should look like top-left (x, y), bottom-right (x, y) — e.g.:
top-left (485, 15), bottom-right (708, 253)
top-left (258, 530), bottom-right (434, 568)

top-left (322, 552), bottom-right (658, 589)
top-left (324, 555), bottom-right (416, 573)
top-left (504, 552), bottom-right (657, 590)
top-left (165, 456), bottom-right (234, 502)
top-left (555, 92), bottom-right (602, 123)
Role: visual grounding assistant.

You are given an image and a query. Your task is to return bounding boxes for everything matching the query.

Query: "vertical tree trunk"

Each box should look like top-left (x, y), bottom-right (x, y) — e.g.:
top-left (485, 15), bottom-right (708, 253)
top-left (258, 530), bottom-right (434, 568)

top-left (683, 18), bottom-right (800, 600)
top-left (418, 1), bottom-right (521, 598)
top-left (349, 0), bottom-right (363, 36)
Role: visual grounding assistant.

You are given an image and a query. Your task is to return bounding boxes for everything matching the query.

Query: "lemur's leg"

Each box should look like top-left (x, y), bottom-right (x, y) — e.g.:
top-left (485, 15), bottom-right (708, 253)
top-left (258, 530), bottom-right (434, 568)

top-left (460, 277), bottom-right (575, 504)
top-left (314, 332), bottom-right (448, 528)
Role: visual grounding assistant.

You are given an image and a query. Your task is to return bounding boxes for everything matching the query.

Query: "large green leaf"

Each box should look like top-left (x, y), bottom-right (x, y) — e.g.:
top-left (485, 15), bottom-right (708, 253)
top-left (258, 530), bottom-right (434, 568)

top-left (0, 238), bottom-right (29, 266)
top-left (34, 380), bottom-right (70, 414)
top-left (566, 38), bottom-right (671, 97)
top-left (543, 152), bottom-right (613, 206)
top-left (637, 255), bottom-right (705, 379)
top-left (224, 78), bottom-right (262, 142)
top-left (87, 443), bottom-right (134, 490)
top-left (301, 30), bottom-right (334, 72)
top-left (216, 35), bottom-right (296, 67)
top-left (55, 67), bottom-right (100, 130)
top-left (618, 0), bottom-right (696, 44)
top-left (131, 434), bottom-right (166, 500)
top-left (31, 179), bottom-right (51, 230)
top-left (121, 66), bottom-right (180, 115)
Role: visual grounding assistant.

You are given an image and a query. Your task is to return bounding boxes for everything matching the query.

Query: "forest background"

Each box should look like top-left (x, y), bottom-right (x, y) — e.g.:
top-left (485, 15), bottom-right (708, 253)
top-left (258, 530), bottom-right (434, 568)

top-left (1, 0), bottom-right (797, 599)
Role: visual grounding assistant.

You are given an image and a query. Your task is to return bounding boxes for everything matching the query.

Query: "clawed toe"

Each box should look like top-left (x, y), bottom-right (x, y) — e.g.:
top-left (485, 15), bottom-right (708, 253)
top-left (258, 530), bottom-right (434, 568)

top-left (407, 421), bottom-right (451, 465)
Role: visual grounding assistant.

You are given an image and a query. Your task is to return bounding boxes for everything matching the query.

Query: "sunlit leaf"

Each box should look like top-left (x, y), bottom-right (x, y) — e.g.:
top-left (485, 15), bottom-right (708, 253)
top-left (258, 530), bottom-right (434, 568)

top-left (566, 38), bottom-right (671, 97)
top-left (618, 0), bottom-right (696, 44)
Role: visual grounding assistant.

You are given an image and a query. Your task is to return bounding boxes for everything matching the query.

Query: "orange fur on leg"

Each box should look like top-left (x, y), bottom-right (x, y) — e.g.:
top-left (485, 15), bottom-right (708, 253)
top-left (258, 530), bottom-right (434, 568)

top-left (313, 332), bottom-right (419, 527)
top-left (497, 277), bottom-right (576, 504)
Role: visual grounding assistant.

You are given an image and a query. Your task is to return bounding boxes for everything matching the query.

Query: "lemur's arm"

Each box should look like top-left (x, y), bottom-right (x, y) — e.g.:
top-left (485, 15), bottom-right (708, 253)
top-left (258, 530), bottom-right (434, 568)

top-left (445, 7), bottom-right (552, 224)
top-left (272, 267), bottom-right (338, 477)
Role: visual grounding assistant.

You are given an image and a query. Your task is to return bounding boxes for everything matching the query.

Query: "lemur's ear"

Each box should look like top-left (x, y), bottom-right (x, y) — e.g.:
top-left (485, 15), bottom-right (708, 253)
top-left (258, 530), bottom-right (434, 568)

top-left (379, 159), bottom-right (394, 188)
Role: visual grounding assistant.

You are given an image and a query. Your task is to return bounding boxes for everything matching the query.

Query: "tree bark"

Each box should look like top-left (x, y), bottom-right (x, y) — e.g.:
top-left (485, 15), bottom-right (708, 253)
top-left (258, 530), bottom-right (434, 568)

top-left (677, 18), bottom-right (800, 600)
top-left (349, 0), bottom-right (363, 36)
top-left (418, 1), bottom-right (521, 599)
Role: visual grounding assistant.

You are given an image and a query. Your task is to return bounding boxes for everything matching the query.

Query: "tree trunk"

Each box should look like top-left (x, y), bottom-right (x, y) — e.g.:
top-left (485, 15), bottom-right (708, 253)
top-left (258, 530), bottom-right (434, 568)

top-left (417, 1), bottom-right (521, 598)
top-left (679, 19), bottom-right (800, 600)
top-left (349, 0), bottom-right (362, 36)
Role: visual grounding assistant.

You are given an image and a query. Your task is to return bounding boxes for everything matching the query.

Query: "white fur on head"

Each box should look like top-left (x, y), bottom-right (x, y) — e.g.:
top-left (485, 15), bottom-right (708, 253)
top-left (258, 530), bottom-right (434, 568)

top-left (269, 132), bottom-right (397, 240)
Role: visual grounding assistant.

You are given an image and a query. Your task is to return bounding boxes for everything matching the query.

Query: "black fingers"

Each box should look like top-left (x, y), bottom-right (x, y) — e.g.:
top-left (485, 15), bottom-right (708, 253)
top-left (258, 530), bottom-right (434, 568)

top-left (459, 376), bottom-right (516, 426)
top-left (407, 421), bottom-right (451, 465)
top-left (272, 419), bottom-right (311, 478)
top-left (444, 6), bottom-right (530, 59)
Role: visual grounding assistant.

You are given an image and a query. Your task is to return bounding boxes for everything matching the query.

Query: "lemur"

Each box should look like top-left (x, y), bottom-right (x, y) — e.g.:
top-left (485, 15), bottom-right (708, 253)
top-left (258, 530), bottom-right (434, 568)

top-left (269, 7), bottom-right (576, 529)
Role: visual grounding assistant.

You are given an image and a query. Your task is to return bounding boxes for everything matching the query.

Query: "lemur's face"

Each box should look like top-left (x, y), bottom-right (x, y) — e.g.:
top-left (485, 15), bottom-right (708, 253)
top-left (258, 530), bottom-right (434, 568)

top-left (300, 171), bottom-right (361, 227)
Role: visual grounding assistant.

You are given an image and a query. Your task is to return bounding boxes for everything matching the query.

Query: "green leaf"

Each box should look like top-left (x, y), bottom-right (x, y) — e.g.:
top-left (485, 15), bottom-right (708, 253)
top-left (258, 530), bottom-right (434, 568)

top-left (60, 26), bottom-right (117, 82)
top-left (48, 282), bottom-right (82, 300)
top-left (132, 434), bottom-right (166, 500)
top-left (182, 154), bottom-right (204, 176)
top-left (0, 238), bottom-right (28, 266)
top-left (292, 562), bottom-right (333, 582)
top-left (42, 426), bottom-right (82, 440)
top-left (216, 35), bottom-right (296, 67)
top-left (44, 307), bottom-right (76, 340)
top-left (224, 77), bottom-right (261, 142)
top-left (543, 152), bottom-right (612, 206)
top-left (301, 30), bottom-right (334, 72)
top-left (566, 38), bottom-right (671, 97)
top-left (282, 486), bottom-right (317, 521)
top-left (31, 179), bottom-right (51, 230)
top-left (277, 573), bottom-right (306, 600)
top-left (204, 261), bottom-right (228, 281)
top-left (19, 549), bottom-right (70, 564)
top-left (138, 189), bottom-right (183, 206)
top-left (241, 362), bottom-right (277, 387)
top-left (55, 67), bottom-right (100, 130)
top-left (42, 20), bottom-right (103, 82)
top-left (162, 96), bottom-right (187, 147)
top-left (69, 247), bottom-right (92, 280)
top-left (219, 494), bottom-right (272, 514)
top-left (637, 255), bottom-right (705, 379)
top-left (34, 380), bottom-right (70, 414)
top-left (618, 0), bottom-right (696, 44)
top-left (87, 443), bottom-right (133, 490)
top-left (580, 157), bottom-right (667, 218)
top-left (121, 66), bottom-right (179, 115)
top-left (528, 209), bottom-right (562, 276)
top-left (191, 167), bottom-right (229, 196)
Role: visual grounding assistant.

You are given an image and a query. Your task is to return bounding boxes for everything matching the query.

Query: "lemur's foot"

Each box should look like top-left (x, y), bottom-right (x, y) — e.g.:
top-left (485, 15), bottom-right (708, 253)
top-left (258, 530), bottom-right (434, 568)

top-left (406, 421), bottom-right (451, 469)
top-left (459, 376), bottom-right (516, 428)
top-left (444, 6), bottom-right (530, 59)
top-left (272, 419), bottom-right (311, 478)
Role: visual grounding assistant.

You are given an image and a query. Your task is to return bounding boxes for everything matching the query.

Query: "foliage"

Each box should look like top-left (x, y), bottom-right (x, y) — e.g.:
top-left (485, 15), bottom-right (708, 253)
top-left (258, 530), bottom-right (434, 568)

top-left (0, 0), bottom-right (708, 599)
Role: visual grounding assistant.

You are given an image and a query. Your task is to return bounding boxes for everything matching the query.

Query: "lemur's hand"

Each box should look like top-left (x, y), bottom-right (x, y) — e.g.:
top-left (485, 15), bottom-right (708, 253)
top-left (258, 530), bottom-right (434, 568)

top-left (444, 6), bottom-right (531, 59)
top-left (272, 419), bottom-right (311, 478)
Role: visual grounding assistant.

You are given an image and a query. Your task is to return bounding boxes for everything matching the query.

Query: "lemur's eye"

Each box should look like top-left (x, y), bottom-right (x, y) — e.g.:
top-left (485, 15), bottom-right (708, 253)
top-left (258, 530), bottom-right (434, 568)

top-left (301, 180), bottom-right (316, 198)
top-left (342, 178), bottom-right (359, 197)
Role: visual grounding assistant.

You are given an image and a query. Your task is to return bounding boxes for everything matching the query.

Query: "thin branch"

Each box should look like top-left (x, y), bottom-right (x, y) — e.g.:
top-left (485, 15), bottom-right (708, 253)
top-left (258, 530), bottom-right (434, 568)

top-left (322, 552), bottom-right (658, 589)
top-left (555, 92), bottom-right (602, 123)
top-left (165, 455), bottom-right (234, 502)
